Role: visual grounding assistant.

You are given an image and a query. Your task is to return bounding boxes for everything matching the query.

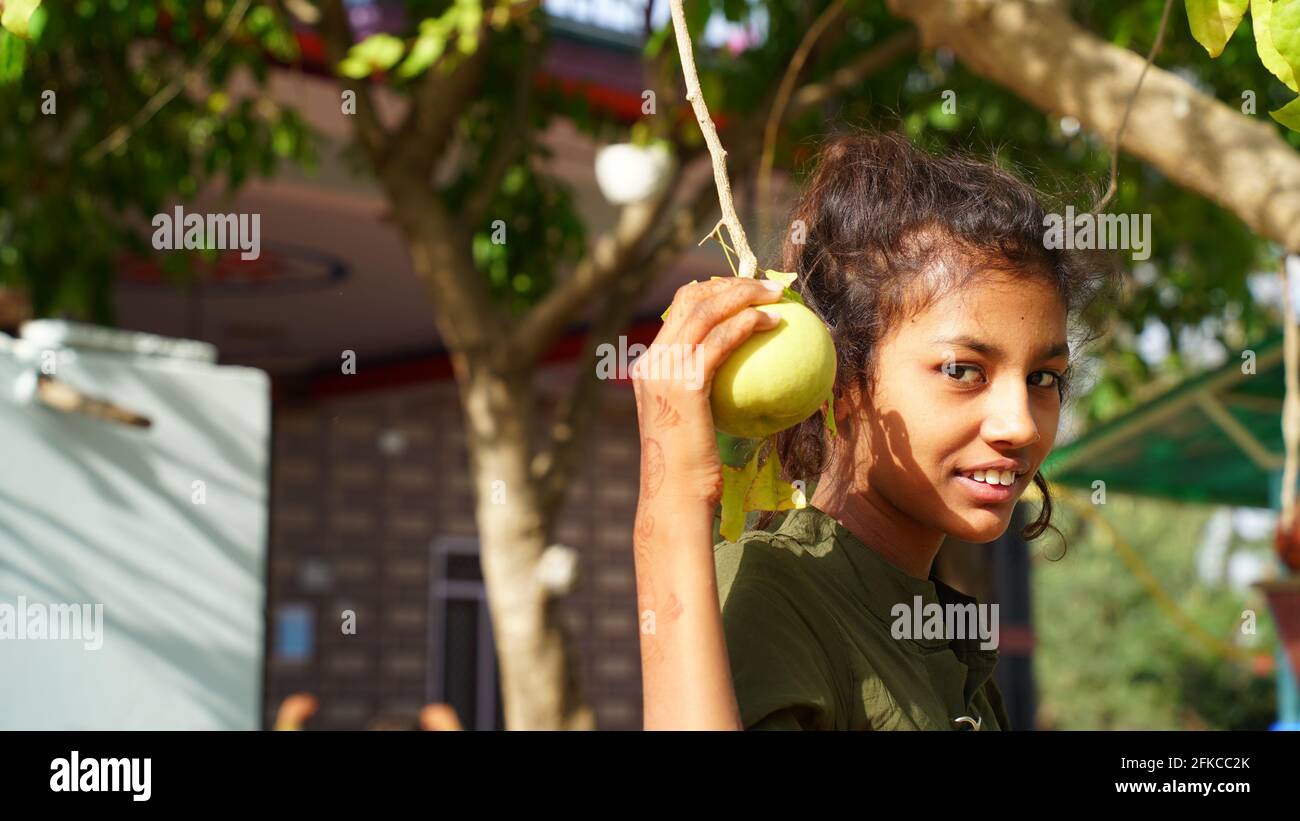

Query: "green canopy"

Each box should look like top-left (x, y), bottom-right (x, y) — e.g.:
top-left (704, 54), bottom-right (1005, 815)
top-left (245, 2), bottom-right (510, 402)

top-left (1043, 334), bottom-right (1286, 508)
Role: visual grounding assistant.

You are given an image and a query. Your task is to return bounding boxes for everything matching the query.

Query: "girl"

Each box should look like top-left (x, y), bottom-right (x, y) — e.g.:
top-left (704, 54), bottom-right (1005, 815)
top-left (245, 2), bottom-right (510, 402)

top-left (630, 130), bottom-right (1113, 730)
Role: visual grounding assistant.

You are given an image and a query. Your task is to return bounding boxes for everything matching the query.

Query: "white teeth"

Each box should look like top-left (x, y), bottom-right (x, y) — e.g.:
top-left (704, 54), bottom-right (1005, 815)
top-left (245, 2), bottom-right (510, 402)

top-left (963, 469), bottom-right (1020, 485)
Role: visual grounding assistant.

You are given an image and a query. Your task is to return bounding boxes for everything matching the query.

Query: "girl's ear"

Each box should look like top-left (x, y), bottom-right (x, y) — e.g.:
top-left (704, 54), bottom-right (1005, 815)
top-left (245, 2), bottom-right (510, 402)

top-left (833, 394), bottom-right (850, 426)
top-left (834, 380), bottom-right (865, 425)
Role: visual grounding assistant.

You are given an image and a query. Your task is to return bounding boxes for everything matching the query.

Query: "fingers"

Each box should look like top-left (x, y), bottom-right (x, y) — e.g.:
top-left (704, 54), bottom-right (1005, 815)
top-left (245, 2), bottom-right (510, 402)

top-left (665, 277), bottom-right (785, 346)
top-left (695, 307), bottom-right (782, 380)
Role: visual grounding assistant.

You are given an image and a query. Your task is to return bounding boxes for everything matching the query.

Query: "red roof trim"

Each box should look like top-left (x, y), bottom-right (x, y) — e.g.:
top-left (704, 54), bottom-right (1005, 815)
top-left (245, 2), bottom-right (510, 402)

top-left (290, 30), bottom-right (731, 128)
top-left (307, 316), bottom-right (663, 399)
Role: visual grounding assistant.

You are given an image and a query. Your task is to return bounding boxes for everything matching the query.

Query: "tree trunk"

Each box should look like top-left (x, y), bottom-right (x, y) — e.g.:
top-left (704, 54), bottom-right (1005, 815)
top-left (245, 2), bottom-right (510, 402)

top-left (454, 350), bottom-right (596, 730)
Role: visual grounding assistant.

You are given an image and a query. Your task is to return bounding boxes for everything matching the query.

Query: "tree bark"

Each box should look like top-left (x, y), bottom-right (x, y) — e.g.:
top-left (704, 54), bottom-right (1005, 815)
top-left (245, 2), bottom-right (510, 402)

top-left (888, 0), bottom-right (1300, 251)
top-left (453, 350), bottom-right (597, 730)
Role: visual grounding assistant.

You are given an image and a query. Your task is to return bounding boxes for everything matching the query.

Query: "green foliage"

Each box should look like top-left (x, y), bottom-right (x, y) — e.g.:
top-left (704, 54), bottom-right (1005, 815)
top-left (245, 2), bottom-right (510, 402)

top-left (1185, 0), bottom-right (1250, 58)
top-left (0, 0), bottom-right (44, 40)
top-left (435, 16), bottom-right (586, 315)
top-left (1252, 0), bottom-right (1299, 90)
top-left (571, 0), bottom-right (1299, 426)
top-left (1033, 495), bottom-right (1278, 729)
top-left (1184, 0), bottom-right (1300, 129)
top-left (0, 0), bottom-right (315, 321)
top-left (2, 0), bottom-right (1297, 428)
top-left (1271, 0), bottom-right (1300, 79)
top-left (338, 0), bottom-right (500, 79)
top-left (1272, 93), bottom-right (1300, 126)
top-left (629, 0), bottom-right (1279, 426)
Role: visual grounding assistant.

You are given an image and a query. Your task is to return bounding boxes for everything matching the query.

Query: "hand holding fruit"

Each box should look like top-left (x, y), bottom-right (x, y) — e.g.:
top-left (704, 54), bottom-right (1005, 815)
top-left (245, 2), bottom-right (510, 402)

top-left (632, 277), bottom-right (786, 506)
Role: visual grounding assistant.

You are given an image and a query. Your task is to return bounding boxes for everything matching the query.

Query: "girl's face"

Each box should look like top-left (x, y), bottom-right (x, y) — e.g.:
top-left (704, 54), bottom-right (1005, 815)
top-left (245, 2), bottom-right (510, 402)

top-left (850, 270), bottom-right (1069, 544)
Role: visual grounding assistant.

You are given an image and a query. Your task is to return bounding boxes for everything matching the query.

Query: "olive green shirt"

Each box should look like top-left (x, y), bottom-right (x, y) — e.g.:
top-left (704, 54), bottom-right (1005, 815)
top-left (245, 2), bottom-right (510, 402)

top-left (714, 504), bottom-right (1011, 730)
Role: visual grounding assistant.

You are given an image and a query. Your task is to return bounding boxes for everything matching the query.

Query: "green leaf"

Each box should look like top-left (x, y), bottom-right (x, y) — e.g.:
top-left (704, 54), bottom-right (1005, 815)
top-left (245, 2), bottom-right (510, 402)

top-left (396, 31), bottom-right (447, 78)
top-left (0, 30), bottom-right (27, 84)
top-left (1269, 94), bottom-right (1300, 130)
top-left (1252, 0), bottom-right (1299, 91)
top-left (743, 447), bottom-right (805, 511)
top-left (24, 5), bottom-right (45, 41)
top-left (719, 448), bottom-right (760, 543)
top-left (1270, 0), bottom-right (1300, 85)
top-left (0, 0), bottom-right (41, 40)
top-left (686, 0), bottom-right (711, 44)
top-left (1185, 0), bottom-right (1249, 57)
top-left (643, 24), bottom-right (672, 59)
top-left (337, 56), bottom-right (371, 78)
top-left (346, 33), bottom-right (406, 74)
top-left (762, 268), bottom-right (797, 288)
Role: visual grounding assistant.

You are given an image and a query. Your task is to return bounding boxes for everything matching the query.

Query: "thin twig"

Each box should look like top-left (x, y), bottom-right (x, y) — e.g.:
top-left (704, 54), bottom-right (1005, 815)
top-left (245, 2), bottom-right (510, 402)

top-left (667, 0), bottom-right (758, 277)
top-left (786, 27), bottom-right (918, 114)
top-left (756, 0), bottom-right (847, 243)
top-left (1091, 0), bottom-right (1173, 214)
top-left (84, 0), bottom-right (254, 165)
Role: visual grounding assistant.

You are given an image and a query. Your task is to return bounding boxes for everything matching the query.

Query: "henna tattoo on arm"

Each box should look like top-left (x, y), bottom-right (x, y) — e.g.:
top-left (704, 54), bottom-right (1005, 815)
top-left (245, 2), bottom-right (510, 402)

top-left (652, 395), bottom-right (682, 428)
top-left (661, 592), bottom-right (683, 625)
top-left (639, 437), bottom-right (665, 501)
top-left (633, 509), bottom-right (656, 603)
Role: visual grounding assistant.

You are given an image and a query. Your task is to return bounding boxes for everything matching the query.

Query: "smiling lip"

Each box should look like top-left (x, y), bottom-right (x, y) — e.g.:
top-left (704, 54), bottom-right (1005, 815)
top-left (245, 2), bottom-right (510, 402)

top-left (954, 473), bottom-right (1022, 503)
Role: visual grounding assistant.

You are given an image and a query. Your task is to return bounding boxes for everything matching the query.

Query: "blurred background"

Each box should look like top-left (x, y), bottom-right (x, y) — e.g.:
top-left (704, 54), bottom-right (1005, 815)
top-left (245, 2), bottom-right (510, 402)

top-left (1, 0), bottom-right (1298, 730)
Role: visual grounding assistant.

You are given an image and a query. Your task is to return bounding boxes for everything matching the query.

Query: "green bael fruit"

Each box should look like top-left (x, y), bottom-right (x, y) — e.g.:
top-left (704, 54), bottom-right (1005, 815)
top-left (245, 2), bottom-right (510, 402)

top-left (710, 300), bottom-right (837, 439)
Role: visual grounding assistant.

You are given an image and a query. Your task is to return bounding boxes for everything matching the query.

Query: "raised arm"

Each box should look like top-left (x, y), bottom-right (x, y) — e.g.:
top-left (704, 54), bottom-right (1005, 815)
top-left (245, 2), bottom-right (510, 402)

top-left (630, 276), bottom-right (786, 730)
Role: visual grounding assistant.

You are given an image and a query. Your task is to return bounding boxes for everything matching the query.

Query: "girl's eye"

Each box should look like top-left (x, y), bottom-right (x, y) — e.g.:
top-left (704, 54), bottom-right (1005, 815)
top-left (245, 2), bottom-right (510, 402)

top-left (1030, 370), bottom-right (1063, 390)
top-left (943, 363), bottom-right (985, 384)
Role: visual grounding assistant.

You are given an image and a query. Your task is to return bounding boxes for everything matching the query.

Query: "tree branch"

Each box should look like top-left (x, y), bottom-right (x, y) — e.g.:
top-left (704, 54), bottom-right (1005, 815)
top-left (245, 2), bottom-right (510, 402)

top-left (388, 0), bottom-right (542, 184)
top-left (84, 0), bottom-right (253, 165)
top-left (387, 178), bottom-right (510, 359)
top-left (504, 176), bottom-right (673, 366)
top-left (532, 133), bottom-right (768, 524)
top-left (667, 0), bottom-right (757, 278)
top-left (461, 26), bottom-right (546, 231)
top-left (785, 27), bottom-right (920, 116)
top-left (318, 0), bottom-right (391, 167)
top-left (756, 0), bottom-right (848, 240)
top-left (505, 9), bottom-right (845, 371)
top-left (385, 49), bottom-right (491, 183)
top-left (886, 0), bottom-right (1300, 251)
top-left (1093, 0), bottom-right (1174, 214)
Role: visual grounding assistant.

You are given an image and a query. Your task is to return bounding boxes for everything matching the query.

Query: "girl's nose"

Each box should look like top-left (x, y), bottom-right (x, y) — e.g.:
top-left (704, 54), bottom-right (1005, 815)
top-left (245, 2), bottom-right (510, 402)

top-left (980, 381), bottom-right (1040, 449)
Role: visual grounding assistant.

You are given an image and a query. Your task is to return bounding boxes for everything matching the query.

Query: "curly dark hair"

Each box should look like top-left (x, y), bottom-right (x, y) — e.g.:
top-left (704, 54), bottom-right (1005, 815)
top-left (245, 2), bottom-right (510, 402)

top-left (753, 129), bottom-right (1121, 541)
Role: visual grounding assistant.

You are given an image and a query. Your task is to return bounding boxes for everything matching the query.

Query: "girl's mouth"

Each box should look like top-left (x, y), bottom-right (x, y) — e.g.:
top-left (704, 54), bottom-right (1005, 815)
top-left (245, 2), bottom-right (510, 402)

top-left (953, 468), bottom-right (1027, 503)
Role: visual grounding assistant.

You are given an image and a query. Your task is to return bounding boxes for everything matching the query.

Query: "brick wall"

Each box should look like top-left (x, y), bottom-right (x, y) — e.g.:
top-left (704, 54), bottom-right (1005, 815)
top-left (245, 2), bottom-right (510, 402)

top-left (264, 377), bottom-right (644, 730)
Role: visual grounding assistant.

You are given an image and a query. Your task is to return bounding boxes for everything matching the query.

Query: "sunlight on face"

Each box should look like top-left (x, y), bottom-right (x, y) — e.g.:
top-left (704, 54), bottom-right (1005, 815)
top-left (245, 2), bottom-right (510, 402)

top-left (858, 271), bottom-right (1069, 544)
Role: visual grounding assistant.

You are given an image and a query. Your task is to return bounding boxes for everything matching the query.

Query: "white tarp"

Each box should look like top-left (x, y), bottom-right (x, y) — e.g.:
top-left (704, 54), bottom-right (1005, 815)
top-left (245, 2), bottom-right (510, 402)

top-left (0, 321), bottom-right (269, 729)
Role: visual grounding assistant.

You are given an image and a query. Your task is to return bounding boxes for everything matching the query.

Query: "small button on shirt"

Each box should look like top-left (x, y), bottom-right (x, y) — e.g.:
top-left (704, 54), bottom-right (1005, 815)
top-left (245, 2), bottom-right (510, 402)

top-left (714, 504), bottom-right (1011, 730)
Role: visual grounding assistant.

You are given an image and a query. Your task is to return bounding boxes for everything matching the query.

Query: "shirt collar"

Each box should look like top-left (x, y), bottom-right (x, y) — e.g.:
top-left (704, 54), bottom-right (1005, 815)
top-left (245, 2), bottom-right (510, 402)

top-left (777, 504), bottom-right (1001, 677)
